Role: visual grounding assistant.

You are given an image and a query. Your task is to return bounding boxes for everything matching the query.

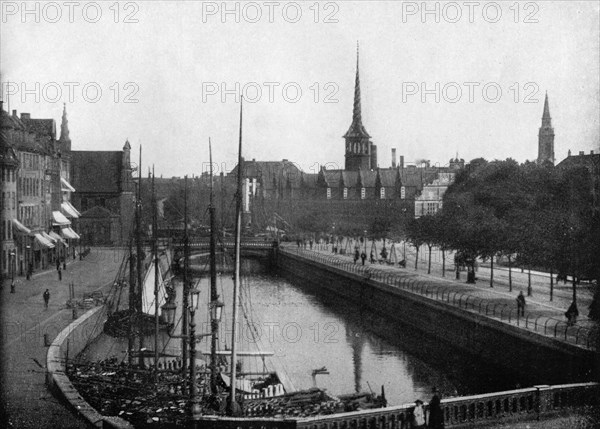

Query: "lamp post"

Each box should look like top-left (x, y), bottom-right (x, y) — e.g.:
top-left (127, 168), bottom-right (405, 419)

top-left (363, 230), bottom-right (367, 254)
top-left (161, 289), bottom-right (224, 425)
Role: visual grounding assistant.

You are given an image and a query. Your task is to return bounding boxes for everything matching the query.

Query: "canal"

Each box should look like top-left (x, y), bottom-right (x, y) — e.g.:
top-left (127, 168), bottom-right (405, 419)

top-left (80, 256), bottom-right (519, 407)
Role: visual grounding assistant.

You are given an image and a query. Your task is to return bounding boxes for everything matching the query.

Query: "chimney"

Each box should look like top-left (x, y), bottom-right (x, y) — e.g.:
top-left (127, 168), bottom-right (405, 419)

top-left (21, 113), bottom-right (30, 120)
top-left (12, 109), bottom-right (17, 117)
top-left (591, 150), bottom-right (594, 155)
top-left (579, 151), bottom-right (584, 156)
top-left (399, 155), bottom-right (404, 169)
top-left (391, 148), bottom-right (397, 168)
top-left (568, 149), bottom-right (571, 157)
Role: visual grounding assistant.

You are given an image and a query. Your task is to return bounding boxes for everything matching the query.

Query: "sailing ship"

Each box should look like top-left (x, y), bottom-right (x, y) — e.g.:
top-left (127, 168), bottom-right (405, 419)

top-left (69, 101), bottom-right (386, 427)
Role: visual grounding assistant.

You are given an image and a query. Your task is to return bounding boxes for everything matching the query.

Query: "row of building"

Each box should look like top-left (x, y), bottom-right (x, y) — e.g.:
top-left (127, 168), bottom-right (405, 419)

top-left (1, 102), bottom-right (82, 277)
top-left (1, 101), bottom-right (139, 278)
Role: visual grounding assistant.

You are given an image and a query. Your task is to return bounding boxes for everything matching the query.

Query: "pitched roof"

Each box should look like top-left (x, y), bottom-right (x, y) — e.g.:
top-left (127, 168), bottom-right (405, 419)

top-left (301, 173), bottom-right (318, 188)
top-left (21, 118), bottom-right (56, 140)
top-left (71, 151), bottom-right (123, 193)
top-left (360, 170), bottom-right (377, 187)
top-left (341, 171), bottom-right (360, 187)
top-left (378, 169), bottom-right (398, 187)
top-left (232, 160), bottom-right (303, 189)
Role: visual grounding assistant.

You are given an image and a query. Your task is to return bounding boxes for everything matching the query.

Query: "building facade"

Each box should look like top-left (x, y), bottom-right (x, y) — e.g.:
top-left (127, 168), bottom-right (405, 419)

top-left (70, 141), bottom-right (134, 245)
top-left (0, 103), bottom-right (79, 276)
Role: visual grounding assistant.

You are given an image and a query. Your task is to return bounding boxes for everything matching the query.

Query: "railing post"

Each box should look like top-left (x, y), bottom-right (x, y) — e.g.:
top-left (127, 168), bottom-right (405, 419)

top-left (534, 385), bottom-right (551, 421)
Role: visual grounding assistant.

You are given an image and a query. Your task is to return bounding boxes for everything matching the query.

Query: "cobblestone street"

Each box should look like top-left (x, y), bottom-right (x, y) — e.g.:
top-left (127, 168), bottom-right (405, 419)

top-left (1, 247), bottom-right (125, 428)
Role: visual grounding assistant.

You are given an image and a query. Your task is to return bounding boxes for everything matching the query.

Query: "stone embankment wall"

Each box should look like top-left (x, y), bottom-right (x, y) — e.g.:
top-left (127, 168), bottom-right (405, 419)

top-left (46, 305), bottom-right (134, 429)
top-left (276, 251), bottom-right (597, 385)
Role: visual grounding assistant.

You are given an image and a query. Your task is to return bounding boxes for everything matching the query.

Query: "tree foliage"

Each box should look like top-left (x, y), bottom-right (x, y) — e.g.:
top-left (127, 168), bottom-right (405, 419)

top-left (406, 158), bottom-right (599, 283)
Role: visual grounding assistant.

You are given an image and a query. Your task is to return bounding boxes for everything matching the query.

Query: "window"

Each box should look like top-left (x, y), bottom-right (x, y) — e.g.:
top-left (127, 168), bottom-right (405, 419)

top-left (380, 187), bottom-right (385, 199)
top-left (401, 186), bottom-right (406, 199)
top-left (326, 188), bottom-right (331, 199)
top-left (361, 188), bottom-right (366, 199)
top-left (343, 188), bottom-right (348, 199)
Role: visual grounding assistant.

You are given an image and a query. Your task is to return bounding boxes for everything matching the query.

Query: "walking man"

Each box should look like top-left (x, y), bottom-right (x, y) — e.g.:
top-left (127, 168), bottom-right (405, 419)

top-left (428, 388), bottom-right (445, 429)
top-left (516, 291), bottom-right (526, 317)
top-left (361, 251), bottom-right (367, 266)
top-left (43, 289), bottom-right (50, 309)
top-left (58, 267), bottom-right (62, 281)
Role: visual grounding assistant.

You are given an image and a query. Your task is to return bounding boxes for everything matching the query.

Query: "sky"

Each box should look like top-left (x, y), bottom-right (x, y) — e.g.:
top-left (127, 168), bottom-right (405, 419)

top-left (1, 1), bottom-right (599, 177)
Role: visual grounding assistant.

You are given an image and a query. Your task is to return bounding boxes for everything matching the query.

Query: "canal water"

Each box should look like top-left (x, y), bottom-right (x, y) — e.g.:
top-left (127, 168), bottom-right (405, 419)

top-left (190, 258), bottom-right (459, 406)
top-left (82, 256), bottom-right (517, 406)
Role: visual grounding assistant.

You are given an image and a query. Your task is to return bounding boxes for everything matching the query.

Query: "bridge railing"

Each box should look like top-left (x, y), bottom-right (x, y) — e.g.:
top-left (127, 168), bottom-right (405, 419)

top-left (197, 382), bottom-right (599, 429)
top-left (280, 247), bottom-right (597, 350)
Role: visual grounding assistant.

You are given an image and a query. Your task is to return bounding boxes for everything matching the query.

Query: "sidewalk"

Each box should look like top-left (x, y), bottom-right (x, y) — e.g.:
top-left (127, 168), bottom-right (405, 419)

top-left (283, 244), bottom-right (598, 349)
top-left (1, 247), bottom-right (126, 428)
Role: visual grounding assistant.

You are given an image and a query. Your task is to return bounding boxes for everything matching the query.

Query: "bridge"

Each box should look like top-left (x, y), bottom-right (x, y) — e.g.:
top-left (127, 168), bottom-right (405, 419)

top-left (172, 238), bottom-right (277, 253)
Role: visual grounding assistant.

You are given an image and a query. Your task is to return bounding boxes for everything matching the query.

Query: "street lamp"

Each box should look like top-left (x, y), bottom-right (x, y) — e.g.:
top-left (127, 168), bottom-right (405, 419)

top-left (160, 288), bottom-right (224, 424)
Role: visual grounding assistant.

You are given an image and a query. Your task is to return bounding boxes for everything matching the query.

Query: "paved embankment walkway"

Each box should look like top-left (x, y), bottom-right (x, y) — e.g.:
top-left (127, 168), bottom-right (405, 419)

top-left (281, 244), bottom-right (598, 350)
top-left (1, 247), bottom-right (125, 428)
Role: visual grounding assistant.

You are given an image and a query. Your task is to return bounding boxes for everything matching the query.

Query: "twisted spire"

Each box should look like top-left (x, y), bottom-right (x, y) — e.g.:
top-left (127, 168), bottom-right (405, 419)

top-left (344, 42), bottom-right (370, 139)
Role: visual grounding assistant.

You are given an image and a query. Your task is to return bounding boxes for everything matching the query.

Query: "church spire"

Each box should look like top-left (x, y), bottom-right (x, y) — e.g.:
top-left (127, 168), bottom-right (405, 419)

top-left (59, 103), bottom-right (70, 142)
top-left (537, 91), bottom-right (554, 165)
top-left (344, 42), bottom-right (370, 139)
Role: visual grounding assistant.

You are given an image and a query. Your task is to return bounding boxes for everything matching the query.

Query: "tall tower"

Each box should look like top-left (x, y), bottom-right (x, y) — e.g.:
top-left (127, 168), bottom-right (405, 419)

top-left (59, 103), bottom-right (71, 152)
top-left (344, 44), bottom-right (376, 170)
top-left (537, 92), bottom-right (555, 165)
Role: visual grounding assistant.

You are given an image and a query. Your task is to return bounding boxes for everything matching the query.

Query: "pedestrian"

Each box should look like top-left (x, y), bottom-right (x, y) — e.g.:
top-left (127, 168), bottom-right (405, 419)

top-left (412, 399), bottom-right (426, 428)
top-left (43, 289), bottom-right (50, 308)
top-left (58, 267), bottom-right (62, 281)
top-left (565, 301), bottom-right (579, 326)
top-left (361, 251), bottom-right (367, 266)
top-left (63, 259), bottom-right (67, 271)
top-left (370, 251), bottom-right (375, 264)
top-left (309, 239), bottom-right (313, 250)
top-left (56, 259), bottom-right (60, 271)
top-left (10, 280), bottom-right (15, 293)
top-left (516, 291), bottom-right (526, 317)
top-left (428, 388), bottom-right (445, 429)
top-left (354, 249), bottom-right (360, 264)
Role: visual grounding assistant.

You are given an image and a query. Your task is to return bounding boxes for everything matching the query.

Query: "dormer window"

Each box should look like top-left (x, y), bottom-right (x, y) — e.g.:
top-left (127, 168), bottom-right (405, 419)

top-left (343, 188), bottom-right (348, 199)
top-left (380, 187), bottom-right (385, 199)
top-left (361, 188), bottom-right (366, 199)
top-left (326, 188), bottom-right (331, 199)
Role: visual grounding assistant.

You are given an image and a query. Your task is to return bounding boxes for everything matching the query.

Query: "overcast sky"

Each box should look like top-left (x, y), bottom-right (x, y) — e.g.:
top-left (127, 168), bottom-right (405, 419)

top-left (1, 1), bottom-right (599, 176)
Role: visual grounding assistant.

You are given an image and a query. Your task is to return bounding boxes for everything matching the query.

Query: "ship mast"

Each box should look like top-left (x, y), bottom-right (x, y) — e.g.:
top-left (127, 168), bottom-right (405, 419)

top-left (136, 146), bottom-right (144, 367)
top-left (182, 175), bottom-right (189, 380)
top-left (209, 138), bottom-right (219, 394)
top-left (229, 98), bottom-right (243, 415)
top-left (152, 165), bottom-right (160, 377)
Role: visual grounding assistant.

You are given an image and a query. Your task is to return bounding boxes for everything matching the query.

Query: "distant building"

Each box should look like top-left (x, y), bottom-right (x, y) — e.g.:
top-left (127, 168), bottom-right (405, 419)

top-left (70, 141), bottom-right (134, 245)
top-left (1, 124), bottom-right (19, 278)
top-left (556, 149), bottom-right (600, 212)
top-left (537, 92), bottom-right (555, 166)
top-left (0, 102), bottom-right (79, 275)
top-left (414, 172), bottom-right (455, 218)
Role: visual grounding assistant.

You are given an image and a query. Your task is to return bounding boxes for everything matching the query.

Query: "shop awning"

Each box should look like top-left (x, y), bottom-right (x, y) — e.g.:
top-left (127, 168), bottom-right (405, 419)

top-left (49, 231), bottom-right (69, 247)
top-left (12, 219), bottom-right (31, 234)
top-left (52, 211), bottom-right (71, 226)
top-left (61, 227), bottom-right (80, 240)
top-left (34, 233), bottom-right (55, 249)
top-left (61, 177), bottom-right (76, 192)
top-left (61, 201), bottom-right (81, 218)
top-left (42, 232), bottom-right (56, 243)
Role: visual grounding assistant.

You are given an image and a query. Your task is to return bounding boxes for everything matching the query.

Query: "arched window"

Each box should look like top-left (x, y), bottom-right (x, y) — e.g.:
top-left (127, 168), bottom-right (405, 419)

top-left (380, 187), bottom-right (385, 199)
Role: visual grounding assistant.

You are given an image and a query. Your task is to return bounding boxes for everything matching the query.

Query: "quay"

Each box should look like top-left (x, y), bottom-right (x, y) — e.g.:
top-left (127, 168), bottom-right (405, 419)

top-left (32, 243), bottom-right (598, 428)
